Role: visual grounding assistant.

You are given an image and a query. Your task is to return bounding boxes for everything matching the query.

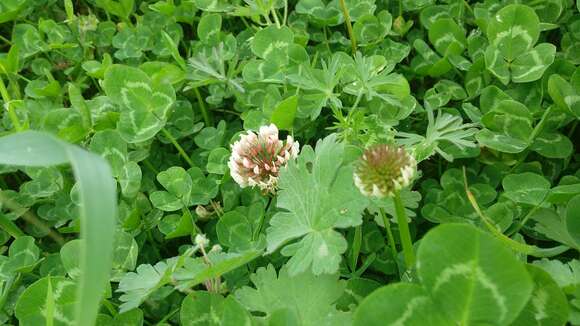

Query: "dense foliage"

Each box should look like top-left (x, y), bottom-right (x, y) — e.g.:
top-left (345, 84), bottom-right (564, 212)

top-left (0, 0), bottom-right (579, 325)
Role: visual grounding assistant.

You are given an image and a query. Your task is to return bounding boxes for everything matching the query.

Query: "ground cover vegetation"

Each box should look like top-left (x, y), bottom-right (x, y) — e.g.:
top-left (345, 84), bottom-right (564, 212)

top-left (0, 0), bottom-right (579, 325)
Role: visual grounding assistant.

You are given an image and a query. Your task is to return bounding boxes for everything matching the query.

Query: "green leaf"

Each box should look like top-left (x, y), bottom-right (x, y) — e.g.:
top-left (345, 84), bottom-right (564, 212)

top-left (180, 292), bottom-right (251, 326)
top-left (566, 195), bottom-right (580, 248)
top-left (266, 134), bottom-right (367, 275)
top-left (511, 43), bottom-right (556, 83)
top-left (118, 161), bottom-right (142, 198)
top-left (0, 131), bottom-right (116, 326)
top-left (417, 224), bottom-right (533, 325)
top-left (428, 18), bottom-right (466, 57)
top-left (251, 26), bottom-right (293, 63)
top-left (270, 95), bottom-right (298, 130)
top-left (531, 208), bottom-right (579, 250)
top-left (502, 172), bottom-right (550, 206)
top-left (2, 236), bottom-right (39, 273)
top-left (530, 132), bottom-right (573, 159)
top-left (103, 65), bottom-right (175, 143)
top-left (234, 264), bottom-right (351, 325)
top-left (512, 265), bottom-right (569, 326)
top-left (206, 147), bottom-right (229, 175)
top-left (117, 261), bottom-right (172, 312)
top-left (548, 74), bottom-right (580, 118)
top-left (173, 250), bottom-right (262, 290)
top-left (197, 13), bottom-right (222, 44)
top-left (15, 277), bottom-right (76, 326)
top-left (487, 4), bottom-right (540, 61)
top-left (354, 283), bottom-right (450, 326)
top-left (194, 120), bottom-right (226, 150)
top-left (150, 167), bottom-right (192, 211)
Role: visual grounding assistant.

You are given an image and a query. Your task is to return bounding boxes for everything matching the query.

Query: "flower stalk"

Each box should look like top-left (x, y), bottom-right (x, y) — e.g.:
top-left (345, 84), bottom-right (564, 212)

top-left (393, 191), bottom-right (415, 268)
top-left (354, 144), bottom-right (417, 269)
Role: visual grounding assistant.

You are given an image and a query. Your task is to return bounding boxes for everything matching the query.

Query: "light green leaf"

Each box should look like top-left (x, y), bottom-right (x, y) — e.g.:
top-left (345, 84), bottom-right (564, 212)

top-left (417, 224), bottom-right (533, 325)
top-left (251, 26), bottom-right (293, 63)
top-left (15, 277), bottom-right (76, 326)
top-left (502, 172), bottom-right (550, 206)
top-left (530, 132), bottom-right (573, 159)
top-left (234, 264), bottom-right (351, 325)
top-left (548, 74), bottom-right (580, 118)
top-left (197, 13), bottom-right (221, 44)
top-left (354, 283), bottom-right (450, 326)
top-left (2, 236), bottom-right (39, 273)
top-left (511, 43), bottom-right (556, 83)
top-left (487, 4), bottom-right (540, 61)
top-left (266, 134), bottom-right (367, 275)
top-left (206, 147), bottom-right (229, 175)
top-left (180, 292), bottom-right (251, 326)
top-left (270, 95), bottom-right (298, 131)
top-left (512, 265), bottom-right (569, 326)
top-left (118, 161), bottom-right (142, 198)
top-left (103, 65), bottom-right (176, 143)
top-left (428, 18), bottom-right (466, 56)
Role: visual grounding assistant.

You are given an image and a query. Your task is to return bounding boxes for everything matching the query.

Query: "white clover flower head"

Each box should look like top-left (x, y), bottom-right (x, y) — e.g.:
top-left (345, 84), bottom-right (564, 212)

top-left (194, 234), bottom-right (209, 248)
top-left (353, 144), bottom-right (416, 198)
top-left (228, 124), bottom-right (299, 193)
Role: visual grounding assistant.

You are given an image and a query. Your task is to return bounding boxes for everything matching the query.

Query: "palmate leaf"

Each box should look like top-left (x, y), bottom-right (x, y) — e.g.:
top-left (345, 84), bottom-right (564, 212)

top-left (234, 264), bottom-right (351, 325)
top-left (266, 134), bottom-right (367, 276)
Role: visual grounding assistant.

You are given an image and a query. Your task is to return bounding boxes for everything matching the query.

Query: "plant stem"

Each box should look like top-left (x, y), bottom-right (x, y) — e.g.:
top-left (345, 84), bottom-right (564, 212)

top-left (0, 273), bottom-right (20, 311)
top-left (156, 307), bottom-right (180, 325)
top-left (183, 206), bottom-right (201, 234)
top-left (338, 0), bottom-right (357, 55)
top-left (349, 225), bottom-right (362, 272)
top-left (0, 34), bottom-right (12, 45)
top-left (161, 128), bottom-right (194, 168)
top-left (379, 208), bottom-right (399, 263)
top-left (282, 0), bottom-right (288, 26)
top-left (193, 87), bottom-right (211, 126)
top-left (0, 76), bottom-right (22, 131)
top-left (393, 191), bottom-right (415, 268)
top-left (0, 212), bottom-right (25, 238)
top-left (509, 106), bottom-right (553, 173)
top-left (463, 167), bottom-right (570, 258)
top-left (0, 192), bottom-right (65, 245)
top-left (271, 9), bottom-right (281, 28)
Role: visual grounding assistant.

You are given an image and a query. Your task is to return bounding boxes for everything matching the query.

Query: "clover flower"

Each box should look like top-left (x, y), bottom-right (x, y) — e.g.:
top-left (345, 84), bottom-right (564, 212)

top-left (354, 144), bottom-right (416, 198)
top-left (228, 124), bottom-right (299, 193)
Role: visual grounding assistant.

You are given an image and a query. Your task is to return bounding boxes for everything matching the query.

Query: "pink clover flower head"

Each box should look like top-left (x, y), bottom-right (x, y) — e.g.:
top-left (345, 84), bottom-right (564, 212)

top-left (228, 124), bottom-right (299, 193)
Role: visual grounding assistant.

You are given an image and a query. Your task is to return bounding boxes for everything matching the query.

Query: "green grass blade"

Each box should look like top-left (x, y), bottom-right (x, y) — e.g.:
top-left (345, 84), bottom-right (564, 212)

top-left (0, 131), bottom-right (116, 326)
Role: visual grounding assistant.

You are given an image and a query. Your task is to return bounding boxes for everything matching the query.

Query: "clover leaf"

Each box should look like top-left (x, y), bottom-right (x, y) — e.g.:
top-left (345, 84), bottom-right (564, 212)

top-left (103, 65), bottom-right (176, 143)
